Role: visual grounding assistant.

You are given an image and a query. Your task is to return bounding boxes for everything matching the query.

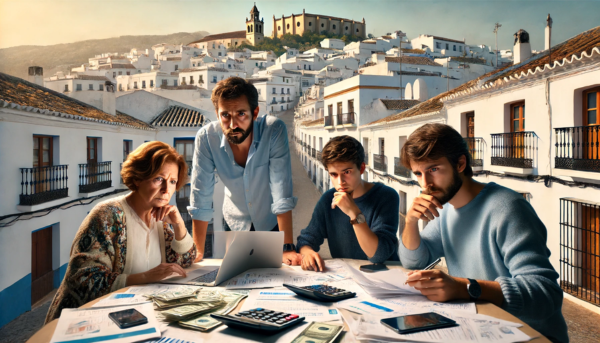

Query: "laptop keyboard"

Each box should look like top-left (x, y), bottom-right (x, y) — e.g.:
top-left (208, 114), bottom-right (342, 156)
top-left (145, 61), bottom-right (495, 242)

top-left (190, 268), bottom-right (219, 283)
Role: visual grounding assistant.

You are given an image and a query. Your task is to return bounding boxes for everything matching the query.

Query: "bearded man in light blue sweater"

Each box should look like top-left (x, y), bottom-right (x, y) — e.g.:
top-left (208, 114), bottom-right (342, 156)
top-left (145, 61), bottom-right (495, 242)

top-left (398, 123), bottom-right (568, 343)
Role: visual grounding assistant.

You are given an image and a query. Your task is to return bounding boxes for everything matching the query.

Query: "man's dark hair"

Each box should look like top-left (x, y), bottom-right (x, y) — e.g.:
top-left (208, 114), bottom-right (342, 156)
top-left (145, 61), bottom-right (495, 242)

top-left (321, 135), bottom-right (365, 170)
top-left (211, 77), bottom-right (259, 113)
top-left (400, 123), bottom-right (473, 177)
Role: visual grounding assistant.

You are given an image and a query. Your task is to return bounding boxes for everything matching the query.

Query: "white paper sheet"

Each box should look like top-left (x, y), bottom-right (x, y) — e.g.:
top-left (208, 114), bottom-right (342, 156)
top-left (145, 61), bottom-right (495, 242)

top-left (340, 307), bottom-right (531, 343)
top-left (92, 293), bottom-right (151, 308)
top-left (240, 288), bottom-right (342, 322)
top-left (382, 295), bottom-right (477, 313)
top-left (225, 265), bottom-right (350, 290)
top-left (50, 302), bottom-right (161, 343)
top-left (342, 261), bottom-right (422, 297)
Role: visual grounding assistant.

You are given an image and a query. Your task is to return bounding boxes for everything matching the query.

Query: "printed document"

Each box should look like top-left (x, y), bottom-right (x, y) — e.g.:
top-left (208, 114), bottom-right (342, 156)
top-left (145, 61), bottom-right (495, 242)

top-left (240, 288), bottom-right (342, 322)
top-left (50, 302), bottom-right (160, 343)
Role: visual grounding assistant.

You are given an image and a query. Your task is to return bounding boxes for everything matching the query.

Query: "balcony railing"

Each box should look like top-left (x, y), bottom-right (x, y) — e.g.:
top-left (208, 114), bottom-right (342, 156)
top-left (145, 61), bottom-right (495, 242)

top-left (317, 151), bottom-right (322, 161)
top-left (79, 161), bottom-right (112, 193)
top-left (394, 157), bottom-right (412, 178)
top-left (270, 100), bottom-right (277, 104)
top-left (336, 112), bottom-right (356, 125)
top-left (324, 116), bottom-right (333, 127)
top-left (20, 165), bottom-right (69, 205)
top-left (309, 148), bottom-right (315, 158)
top-left (559, 198), bottom-right (600, 306)
top-left (464, 137), bottom-right (484, 167)
top-left (373, 154), bottom-right (387, 173)
top-left (490, 132), bottom-right (537, 168)
top-left (555, 126), bottom-right (600, 173)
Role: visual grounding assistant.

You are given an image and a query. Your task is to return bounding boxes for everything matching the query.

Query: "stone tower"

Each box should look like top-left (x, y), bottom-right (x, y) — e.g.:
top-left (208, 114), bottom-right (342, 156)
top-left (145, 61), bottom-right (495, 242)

top-left (246, 3), bottom-right (264, 46)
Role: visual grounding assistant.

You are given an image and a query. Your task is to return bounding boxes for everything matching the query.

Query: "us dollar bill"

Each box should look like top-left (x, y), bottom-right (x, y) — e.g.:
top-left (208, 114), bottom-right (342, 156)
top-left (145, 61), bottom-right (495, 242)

top-left (178, 292), bottom-right (247, 331)
top-left (153, 290), bottom-right (223, 309)
top-left (147, 285), bottom-right (203, 302)
top-left (161, 301), bottom-right (224, 321)
top-left (290, 322), bottom-right (344, 343)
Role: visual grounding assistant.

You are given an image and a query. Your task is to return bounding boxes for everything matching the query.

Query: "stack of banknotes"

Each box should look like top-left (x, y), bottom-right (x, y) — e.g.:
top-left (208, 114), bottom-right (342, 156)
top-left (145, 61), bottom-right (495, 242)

top-left (290, 322), bottom-right (344, 343)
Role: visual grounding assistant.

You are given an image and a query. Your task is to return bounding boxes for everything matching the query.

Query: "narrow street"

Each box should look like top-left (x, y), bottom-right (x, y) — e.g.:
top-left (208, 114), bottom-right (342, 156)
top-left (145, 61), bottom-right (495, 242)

top-left (278, 108), bottom-right (332, 259)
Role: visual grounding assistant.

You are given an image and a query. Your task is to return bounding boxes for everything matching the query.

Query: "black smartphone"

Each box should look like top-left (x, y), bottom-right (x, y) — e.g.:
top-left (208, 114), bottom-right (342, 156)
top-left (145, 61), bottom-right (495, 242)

top-left (380, 312), bottom-right (458, 334)
top-left (359, 263), bottom-right (388, 273)
top-left (108, 308), bottom-right (148, 329)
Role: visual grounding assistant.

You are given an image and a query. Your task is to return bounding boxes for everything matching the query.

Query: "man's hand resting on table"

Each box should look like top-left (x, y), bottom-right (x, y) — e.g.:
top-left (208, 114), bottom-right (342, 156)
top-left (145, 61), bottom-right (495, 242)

top-left (299, 246), bottom-right (325, 272)
top-left (283, 251), bottom-right (302, 265)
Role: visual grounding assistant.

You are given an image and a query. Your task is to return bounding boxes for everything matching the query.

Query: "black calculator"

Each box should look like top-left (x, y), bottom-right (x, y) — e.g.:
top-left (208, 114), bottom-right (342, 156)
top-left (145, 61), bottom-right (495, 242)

top-left (210, 308), bottom-right (305, 333)
top-left (283, 284), bottom-right (356, 302)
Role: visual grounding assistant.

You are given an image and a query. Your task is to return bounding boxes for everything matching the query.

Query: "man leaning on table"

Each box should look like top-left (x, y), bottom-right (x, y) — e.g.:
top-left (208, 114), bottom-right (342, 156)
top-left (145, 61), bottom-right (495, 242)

top-left (187, 77), bottom-right (301, 265)
top-left (398, 123), bottom-right (568, 343)
top-left (296, 135), bottom-right (400, 271)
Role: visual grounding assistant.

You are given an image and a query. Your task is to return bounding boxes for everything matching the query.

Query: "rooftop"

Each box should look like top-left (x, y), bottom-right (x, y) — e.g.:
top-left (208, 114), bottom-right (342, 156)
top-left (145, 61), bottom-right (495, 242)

top-left (150, 105), bottom-right (207, 127)
top-left (188, 31), bottom-right (247, 44)
top-left (98, 63), bottom-right (137, 70)
top-left (384, 56), bottom-right (442, 67)
top-left (380, 99), bottom-right (422, 110)
top-left (0, 72), bottom-right (152, 130)
top-left (300, 117), bottom-right (325, 127)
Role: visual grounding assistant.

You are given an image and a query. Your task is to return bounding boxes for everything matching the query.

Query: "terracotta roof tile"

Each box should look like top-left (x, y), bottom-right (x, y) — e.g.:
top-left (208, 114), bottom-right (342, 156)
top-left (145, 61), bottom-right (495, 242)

top-left (166, 57), bottom-right (182, 61)
top-left (384, 56), bottom-right (442, 66)
top-left (188, 31), bottom-right (247, 44)
top-left (0, 72), bottom-right (152, 130)
top-left (75, 75), bottom-right (111, 81)
top-left (380, 99), bottom-right (421, 110)
top-left (449, 57), bottom-right (487, 65)
top-left (150, 105), bottom-right (206, 127)
top-left (301, 118), bottom-right (325, 127)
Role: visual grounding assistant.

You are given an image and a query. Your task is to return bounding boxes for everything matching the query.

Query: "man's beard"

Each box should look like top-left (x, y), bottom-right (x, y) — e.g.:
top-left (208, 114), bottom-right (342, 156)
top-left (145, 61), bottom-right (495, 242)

top-left (223, 118), bottom-right (253, 145)
top-left (430, 168), bottom-right (463, 205)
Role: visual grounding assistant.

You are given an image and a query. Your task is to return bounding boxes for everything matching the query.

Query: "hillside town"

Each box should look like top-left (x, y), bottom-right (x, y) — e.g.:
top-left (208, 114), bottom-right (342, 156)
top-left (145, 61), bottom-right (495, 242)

top-left (1, 3), bottom-right (600, 342)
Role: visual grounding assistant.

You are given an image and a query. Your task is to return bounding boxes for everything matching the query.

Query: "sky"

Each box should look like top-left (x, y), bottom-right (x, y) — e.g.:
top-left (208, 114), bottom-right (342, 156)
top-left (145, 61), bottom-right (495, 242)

top-left (0, 0), bottom-right (598, 51)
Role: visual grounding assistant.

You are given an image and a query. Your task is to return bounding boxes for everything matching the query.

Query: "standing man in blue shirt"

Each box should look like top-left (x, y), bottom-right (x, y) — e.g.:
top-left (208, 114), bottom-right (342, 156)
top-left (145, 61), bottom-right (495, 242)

top-left (398, 123), bottom-right (567, 343)
top-left (187, 77), bottom-right (301, 265)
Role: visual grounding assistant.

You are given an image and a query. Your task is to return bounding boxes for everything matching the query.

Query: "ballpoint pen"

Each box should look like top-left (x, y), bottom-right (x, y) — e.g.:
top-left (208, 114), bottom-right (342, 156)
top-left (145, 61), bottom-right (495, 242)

top-left (424, 258), bottom-right (442, 270)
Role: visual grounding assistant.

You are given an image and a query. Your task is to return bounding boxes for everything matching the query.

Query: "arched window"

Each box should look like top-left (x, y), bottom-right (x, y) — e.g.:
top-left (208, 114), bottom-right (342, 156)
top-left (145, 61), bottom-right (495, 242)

top-left (259, 25), bottom-right (261, 33)
top-left (251, 25), bottom-right (253, 32)
top-left (287, 23), bottom-right (290, 29)
top-left (278, 26), bottom-right (281, 31)
top-left (345, 26), bottom-right (348, 30)
top-left (297, 22), bottom-right (300, 27)
top-left (309, 22), bottom-right (312, 26)
top-left (356, 28), bottom-right (359, 33)
top-left (332, 24), bottom-right (336, 29)
top-left (321, 23), bottom-right (324, 28)
top-left (247, 26), bottom-right (250, 33)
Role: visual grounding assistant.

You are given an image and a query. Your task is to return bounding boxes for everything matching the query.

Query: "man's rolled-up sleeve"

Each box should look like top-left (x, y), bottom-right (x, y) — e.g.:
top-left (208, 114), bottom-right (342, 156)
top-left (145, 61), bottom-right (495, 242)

top-left (188, 129), bottom-right (216, 221)
top-left (268, 119), bottom-right (298, 215)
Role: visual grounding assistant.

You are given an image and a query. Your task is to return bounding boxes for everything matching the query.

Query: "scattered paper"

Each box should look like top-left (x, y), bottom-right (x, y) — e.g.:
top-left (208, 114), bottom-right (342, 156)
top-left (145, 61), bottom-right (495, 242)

top-left (92, 293), bottom-right (151, 308)
top-left (50, 303), bottom-right (160, 343)
top-left (342, 261), bottom-right (421, 297)
top-left (240, 288), bottom-right (342, 322)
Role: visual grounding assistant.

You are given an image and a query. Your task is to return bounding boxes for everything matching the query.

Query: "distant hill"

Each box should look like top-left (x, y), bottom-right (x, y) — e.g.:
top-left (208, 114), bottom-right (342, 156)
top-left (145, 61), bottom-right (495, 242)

top-left (0, 31), bottom-right (209, 79)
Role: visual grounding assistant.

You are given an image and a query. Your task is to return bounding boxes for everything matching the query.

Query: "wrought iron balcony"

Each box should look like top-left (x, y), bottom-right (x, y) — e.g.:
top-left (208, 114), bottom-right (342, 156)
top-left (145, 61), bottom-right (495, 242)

top-left (464, 137), bottom-right (484, 167)
top-left (20, 165), bottom-right (69, 205)
top-left (373, 154), bottom-right (387, 173)
top-left (324, 116), bottom-right (333, 127)
top-left (559, 198), bottom-right (600, 305)
top-left (317, 151), bottom-right (322, 161)
top-left (79, 161), bottom-right (112, 193)
top-left (270, 100), bottom-right (277, 104)
top-left (555, 126), bottom-right (600, 173)
top-left (311, 148), bottom-right (316, 158)
top-left (394, 157), bottom-right (412, 178)
top-left (336, 112), bottom-right (356, 125)
top-left (490, 132), bottom-right (537, 168)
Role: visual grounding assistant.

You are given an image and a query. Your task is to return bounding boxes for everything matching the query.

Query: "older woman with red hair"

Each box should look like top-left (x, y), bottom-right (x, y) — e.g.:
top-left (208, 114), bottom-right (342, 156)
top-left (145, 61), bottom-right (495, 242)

top-left (45, 141), bottom-right (196, 322)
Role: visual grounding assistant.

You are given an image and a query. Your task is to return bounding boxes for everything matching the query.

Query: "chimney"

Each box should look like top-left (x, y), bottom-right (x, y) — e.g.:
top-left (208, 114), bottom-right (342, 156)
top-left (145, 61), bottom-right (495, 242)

top-left (28, 66), bottom-right (44, 86)
top-left (513, 29), bottom-right (531, 64)
top-left (545, 14), bottom-right (553, 50)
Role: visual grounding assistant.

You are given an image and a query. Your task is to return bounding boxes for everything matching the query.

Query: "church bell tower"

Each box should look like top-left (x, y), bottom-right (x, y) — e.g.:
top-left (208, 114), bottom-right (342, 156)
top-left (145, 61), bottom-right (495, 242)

top-left (246, 3), bottom-right (264, 46)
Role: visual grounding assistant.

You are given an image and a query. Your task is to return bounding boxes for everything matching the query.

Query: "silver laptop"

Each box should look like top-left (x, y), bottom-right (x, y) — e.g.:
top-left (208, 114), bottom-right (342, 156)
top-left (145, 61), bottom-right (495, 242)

top-left (162, 231), bottom-right (283, 287)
